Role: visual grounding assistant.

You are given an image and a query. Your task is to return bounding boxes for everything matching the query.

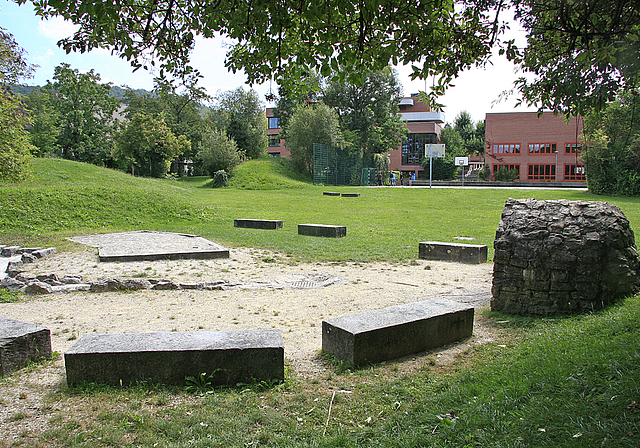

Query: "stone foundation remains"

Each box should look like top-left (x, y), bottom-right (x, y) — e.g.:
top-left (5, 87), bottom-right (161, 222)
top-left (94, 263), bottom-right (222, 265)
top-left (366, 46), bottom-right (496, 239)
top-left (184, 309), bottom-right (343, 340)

top-left (491, 198), bottom-right (640, 315)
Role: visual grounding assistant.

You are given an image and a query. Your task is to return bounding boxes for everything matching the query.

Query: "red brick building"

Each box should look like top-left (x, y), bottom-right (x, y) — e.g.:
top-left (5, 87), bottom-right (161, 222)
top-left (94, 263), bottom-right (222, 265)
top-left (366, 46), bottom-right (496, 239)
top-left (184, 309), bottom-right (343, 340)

top-left (484, 112), bottom-right (585, 182)
top-left (388, 95), bottom-right (444, 178)
top-left (267, 96), bottom-right (445, 177)
top-left (266, 108), bottom-right (289, 157)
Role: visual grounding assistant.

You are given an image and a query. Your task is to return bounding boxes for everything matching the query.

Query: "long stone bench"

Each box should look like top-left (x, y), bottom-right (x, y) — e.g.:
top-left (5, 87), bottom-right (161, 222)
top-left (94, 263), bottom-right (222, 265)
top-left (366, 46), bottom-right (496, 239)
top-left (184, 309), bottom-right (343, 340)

top-left (323, 192), bottom-right (341, 196)
top-left (419, 241), bottom-right (487, 264)
top-left (298, 224), bottom-right (346, 238)
top-left (0, 317), bottom-right (52, 377)
top-left (341, 193), bottom-right (360, 197)
top-left (65, 329), bottom-right (284, 387)
top-left (322, 299), bottom-right (474, 366)
top-left (234, 219), bottom-right (283, 230)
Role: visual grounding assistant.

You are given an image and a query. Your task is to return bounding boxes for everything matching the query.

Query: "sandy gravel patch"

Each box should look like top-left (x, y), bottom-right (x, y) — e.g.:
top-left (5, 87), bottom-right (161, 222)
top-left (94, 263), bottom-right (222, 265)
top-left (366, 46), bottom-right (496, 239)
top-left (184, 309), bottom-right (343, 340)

top-left (1, 247), bottom-right (494, 442)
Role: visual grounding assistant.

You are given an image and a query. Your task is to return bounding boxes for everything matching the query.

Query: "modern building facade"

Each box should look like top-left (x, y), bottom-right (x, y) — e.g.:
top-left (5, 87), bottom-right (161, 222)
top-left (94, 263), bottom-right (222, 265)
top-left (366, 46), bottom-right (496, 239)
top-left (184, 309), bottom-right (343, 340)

top-left (388, 95), bottom-right (445, 178)
top-left (484, 112), bottom-right (585, 182)
top-left (266, 108), bottom-right (289, 157)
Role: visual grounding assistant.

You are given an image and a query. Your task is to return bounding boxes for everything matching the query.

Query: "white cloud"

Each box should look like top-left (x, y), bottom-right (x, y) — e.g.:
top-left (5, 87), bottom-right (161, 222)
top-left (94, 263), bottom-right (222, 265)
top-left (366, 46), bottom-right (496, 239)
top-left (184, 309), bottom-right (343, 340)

top-left (32, 48), bottom-right (55, 66)
top-left (191, 35), bottom-right (273, 104)
top-left (38, 16), bottom-right (78, 41)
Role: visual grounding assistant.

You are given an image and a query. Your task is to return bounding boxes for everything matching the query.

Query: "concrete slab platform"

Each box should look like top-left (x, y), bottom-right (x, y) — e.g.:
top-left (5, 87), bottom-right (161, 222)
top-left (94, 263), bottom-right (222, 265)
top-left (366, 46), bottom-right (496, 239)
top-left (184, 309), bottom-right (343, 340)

top-left (0, 317), bottom-right (52, 377)
top-left (322, 299), bottom-right (474, 366)
top-left (65, 329), bottom-right (284, 387)
top-left (298, 224), bottom-right (346, 238)
top-left (419, 241), bottom-right (488, 264)
top-left (234, 219), bottom-right (283, 230)
top-left (69, 231), bottom-right (229, 262)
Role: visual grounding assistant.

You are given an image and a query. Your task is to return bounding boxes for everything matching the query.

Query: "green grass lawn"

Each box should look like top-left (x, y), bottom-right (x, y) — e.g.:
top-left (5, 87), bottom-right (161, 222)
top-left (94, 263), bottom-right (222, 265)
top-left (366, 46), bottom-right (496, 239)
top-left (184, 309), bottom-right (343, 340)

top-left (2, 158), bottom-right (639, 262)
top-left (1, 158), bottom-right (639, 447)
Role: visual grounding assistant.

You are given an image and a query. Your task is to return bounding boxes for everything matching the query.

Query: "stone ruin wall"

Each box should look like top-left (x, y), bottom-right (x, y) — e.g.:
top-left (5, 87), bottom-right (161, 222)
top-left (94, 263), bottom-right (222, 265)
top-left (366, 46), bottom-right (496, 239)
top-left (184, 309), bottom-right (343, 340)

top-left (491, 198), bottom-right (640, 315)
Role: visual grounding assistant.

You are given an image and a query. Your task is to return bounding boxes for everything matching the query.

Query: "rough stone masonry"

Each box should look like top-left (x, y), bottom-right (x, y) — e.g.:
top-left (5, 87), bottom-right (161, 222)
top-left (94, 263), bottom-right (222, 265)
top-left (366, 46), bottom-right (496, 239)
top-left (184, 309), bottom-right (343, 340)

top-left (491, 198), bottom-right (640, 315)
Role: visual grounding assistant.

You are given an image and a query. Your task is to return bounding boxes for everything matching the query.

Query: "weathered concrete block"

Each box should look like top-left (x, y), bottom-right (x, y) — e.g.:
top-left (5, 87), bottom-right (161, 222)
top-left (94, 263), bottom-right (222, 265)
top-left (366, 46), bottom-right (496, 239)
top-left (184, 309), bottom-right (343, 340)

top-left (322, 299), bottom-right (474, 366)
top-left (419, 241), bottom-right (488, 264)
top-left (0, 317), bottom-right (52, 377)
top-left (71, 231), bottom-right (228, 262)
top-left (298, 224), bottom-right (346, 238)
top-left (341, 193), bottom-right (360, 197)
top-left (65, 329), bottom-right (284, 387)
top-left (234, 219), bottom-right (283, 230)
top-left (323, 192), bottom-right (341, 196)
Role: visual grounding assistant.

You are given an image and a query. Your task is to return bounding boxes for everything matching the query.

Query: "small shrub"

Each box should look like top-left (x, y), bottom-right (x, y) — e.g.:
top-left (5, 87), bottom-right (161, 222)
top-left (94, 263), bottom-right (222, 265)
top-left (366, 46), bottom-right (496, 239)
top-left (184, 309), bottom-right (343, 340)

top-left (493, 166), bottom-right (519, 181)
top-left (197, 127), bottom-right (243, 177)
top-left (211, 170), bottom-right (229, 188)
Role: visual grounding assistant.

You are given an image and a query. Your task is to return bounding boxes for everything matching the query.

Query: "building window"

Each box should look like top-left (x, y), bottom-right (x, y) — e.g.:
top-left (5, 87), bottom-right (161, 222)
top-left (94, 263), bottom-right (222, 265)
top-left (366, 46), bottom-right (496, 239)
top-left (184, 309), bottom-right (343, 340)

top-left (402, 133), bottom-right (437, 165)
top-left (564, 164), bottom-right (586, 181)
top-left (268, 117), bottom-right (280, 129)
top-left (565, 143), bottom-right (582, 154)
top-left (492, 164), bottom-right (520, 180)
top-left (268, 135), bottom-right (280, 147)
top-left (492, 143), bottom-right (520, 154)
top-left (269, 152), bottom-right (281, 157)
top-left (528, 143), bottom-right (557, 154)
top-left (528, 164), bottom-right (556, 181)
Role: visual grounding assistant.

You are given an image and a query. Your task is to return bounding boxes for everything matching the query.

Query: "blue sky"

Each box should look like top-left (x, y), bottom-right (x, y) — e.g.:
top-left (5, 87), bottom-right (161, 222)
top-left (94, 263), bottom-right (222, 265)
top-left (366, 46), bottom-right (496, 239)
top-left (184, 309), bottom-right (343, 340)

top-left (0, 0), bottom-right (534, 123)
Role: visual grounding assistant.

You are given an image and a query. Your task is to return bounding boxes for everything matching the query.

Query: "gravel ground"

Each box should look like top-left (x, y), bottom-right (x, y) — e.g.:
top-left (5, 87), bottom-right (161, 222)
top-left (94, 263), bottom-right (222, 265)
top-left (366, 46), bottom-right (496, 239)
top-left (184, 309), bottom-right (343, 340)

top-left (0, 246), bottom-right (495, 442)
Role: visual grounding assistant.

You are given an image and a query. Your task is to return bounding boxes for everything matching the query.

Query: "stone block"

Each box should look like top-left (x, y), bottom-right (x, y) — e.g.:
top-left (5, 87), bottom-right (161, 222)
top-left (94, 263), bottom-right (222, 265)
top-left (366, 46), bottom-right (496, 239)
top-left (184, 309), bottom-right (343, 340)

top-left (341, 193), bottom-right (360, 197)
top-left (31, 247), bottom-right (56, 259)
top-left (322, 299), bottom-right (474, 366)
top-left (234, 219), bottom-right (283, 230)
top-left (323, 192), bottom-right (341, 196)
top-left (16, 247), bottom-right (42, 254)
top-left (1, 246), bottom-right (20, 257)
top-left (419, 241), bottom-right (488, 264)
top-left (0, 317), bottom-right (52, 377)
top-left (298, 224), bottom-right (346, 238)
top-left (65, 329), bottom-right (284, 387)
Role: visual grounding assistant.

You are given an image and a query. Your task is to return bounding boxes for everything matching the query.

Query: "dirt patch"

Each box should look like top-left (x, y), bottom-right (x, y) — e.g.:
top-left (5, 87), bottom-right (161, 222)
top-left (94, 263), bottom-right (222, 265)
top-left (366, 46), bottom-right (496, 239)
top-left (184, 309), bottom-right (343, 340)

top-left (1, 246), bottom-right (496, 443)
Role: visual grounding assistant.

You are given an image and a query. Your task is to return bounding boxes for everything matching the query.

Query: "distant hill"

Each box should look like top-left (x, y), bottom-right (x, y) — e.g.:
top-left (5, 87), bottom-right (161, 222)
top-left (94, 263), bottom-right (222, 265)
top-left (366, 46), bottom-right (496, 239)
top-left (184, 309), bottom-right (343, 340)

top-left (109, 85), bottom-right (153, 101)
top-left (8, 85), bottom-right (39, 96)
top-left (8, 84), bottom-right (152, 101)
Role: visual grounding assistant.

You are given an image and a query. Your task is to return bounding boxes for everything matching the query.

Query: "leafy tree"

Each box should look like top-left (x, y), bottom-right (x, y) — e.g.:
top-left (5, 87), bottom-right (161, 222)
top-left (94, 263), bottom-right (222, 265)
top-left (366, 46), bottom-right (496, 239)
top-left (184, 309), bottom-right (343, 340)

top-left (197, 127), bottom-right (244, 177)
top-left (0, 28), bottom-right (35, 181)
top-left (112, 112), bottom-right (190, 177)
top-left (439, 112), bottom-right (485, 158)
top-left (214, 88), bottom-right (267, 160)
top-left (273, 72), bottom-right (322, 129)
top-left (323, 67), bottom-right (407, 155)
top-left (439, 125), bottom-right (464, 156)
top-left (421, 157), bottom-right (458, 180)
top-left (582, 91), bottom-right (640, 196)
top-left (0, 89), bottom-right (34, 181)
top-left (44, 63), bottom-right (119, 164)
top-left (284, 103), bottom-right (344, 174)
top-left (510, 0), bottom-right (640, 115)
top-left (454, 111), bottom-right (475, 142)
top-left (123, 77), bottom-right (207, 175)
top-left (28, 1), bottom-right (501, 106)
top-left (24, 89), bottom-right (60, 157)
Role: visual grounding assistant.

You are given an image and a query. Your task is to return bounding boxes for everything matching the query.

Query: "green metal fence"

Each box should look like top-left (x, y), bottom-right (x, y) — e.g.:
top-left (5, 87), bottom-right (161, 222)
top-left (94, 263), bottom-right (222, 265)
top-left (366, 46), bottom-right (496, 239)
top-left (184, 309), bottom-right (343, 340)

top-left (313, 143), bottom-right (376, 186)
